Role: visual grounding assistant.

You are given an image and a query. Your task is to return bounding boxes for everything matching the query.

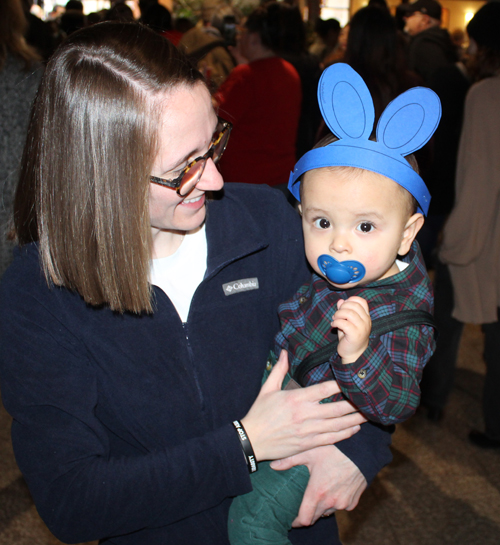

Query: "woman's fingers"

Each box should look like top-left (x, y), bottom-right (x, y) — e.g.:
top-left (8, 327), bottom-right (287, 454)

top-left (294, 377), bottom-right (342, 402)
top-left (295, 405), bottom-right (367, 437)
top-left (260, 349), bottom-right (288, 393)
top-left (258, 351), bottom-right (346, 403)
top-left (315, 399), bottom-right (367, 423)
top-left (305, 425), bottom-right (361, 451)
top-left (241, 351), bottom-right (367, 461)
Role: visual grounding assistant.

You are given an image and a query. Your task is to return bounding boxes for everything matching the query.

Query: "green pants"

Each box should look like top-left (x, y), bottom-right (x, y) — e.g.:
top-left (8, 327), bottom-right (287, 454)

top-left (228, 355), bottom-right (313, 545)
top-left (228, 460), bottom-right (309, 545)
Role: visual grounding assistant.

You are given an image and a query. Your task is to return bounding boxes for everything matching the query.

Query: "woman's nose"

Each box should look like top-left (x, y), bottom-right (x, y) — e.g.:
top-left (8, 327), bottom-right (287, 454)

top-left (197, 157), bottom-right (224, 192)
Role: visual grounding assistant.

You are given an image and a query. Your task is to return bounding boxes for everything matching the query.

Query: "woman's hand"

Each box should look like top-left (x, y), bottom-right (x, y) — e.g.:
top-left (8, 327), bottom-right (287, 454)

top-left (240, 350), bottom-right (366, 462)
top-left (270, 445), bottom-right (368, 526)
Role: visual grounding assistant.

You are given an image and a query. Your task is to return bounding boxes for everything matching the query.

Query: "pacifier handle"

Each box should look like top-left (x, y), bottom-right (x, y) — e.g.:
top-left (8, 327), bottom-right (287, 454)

top-left (317, 255), bottom-right (366, 284)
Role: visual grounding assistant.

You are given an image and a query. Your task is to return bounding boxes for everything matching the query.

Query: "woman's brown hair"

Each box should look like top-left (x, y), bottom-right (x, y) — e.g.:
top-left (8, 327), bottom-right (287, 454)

top-left (14, 22), bottom-right (204, 313)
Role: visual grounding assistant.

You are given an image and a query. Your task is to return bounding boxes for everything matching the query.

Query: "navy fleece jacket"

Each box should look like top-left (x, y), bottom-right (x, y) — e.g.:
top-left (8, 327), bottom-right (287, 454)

top-left (0, 184), bottom-right (392, 545)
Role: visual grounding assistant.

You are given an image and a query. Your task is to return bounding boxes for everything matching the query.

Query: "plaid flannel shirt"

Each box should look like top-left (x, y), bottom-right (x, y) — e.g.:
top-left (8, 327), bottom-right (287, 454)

top-left (273, 241), bottom-right (436, 425)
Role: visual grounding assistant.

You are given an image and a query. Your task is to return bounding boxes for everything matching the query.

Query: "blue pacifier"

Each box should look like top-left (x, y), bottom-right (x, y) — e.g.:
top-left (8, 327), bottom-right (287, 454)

top-left (318, 255), bottom-right (366, 284)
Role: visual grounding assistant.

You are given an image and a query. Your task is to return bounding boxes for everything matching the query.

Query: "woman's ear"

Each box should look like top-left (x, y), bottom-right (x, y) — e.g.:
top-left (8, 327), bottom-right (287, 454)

top-left (398, 213), bottom-right (424, 256)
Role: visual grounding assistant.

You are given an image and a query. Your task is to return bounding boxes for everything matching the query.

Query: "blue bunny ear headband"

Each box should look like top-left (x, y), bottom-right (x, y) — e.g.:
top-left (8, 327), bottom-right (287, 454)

top-left (288, 63), bottom-right (441, 217)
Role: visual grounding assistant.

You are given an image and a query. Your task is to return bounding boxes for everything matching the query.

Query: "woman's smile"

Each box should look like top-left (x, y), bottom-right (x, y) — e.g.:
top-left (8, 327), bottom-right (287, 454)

top-left (180, 193), bottom-right (205, 207)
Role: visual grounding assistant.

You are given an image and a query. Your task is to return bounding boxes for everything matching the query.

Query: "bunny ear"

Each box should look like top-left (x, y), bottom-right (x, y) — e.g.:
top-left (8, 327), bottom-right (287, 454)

top-left (376, 87), bottom-right (441, 155)
top-left (318, 63), bottom-right (375, 141)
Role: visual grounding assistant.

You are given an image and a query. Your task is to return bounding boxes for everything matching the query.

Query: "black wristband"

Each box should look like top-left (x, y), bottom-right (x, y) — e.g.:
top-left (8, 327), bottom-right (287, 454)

top-left (232, 420), bottom-right (258, 473)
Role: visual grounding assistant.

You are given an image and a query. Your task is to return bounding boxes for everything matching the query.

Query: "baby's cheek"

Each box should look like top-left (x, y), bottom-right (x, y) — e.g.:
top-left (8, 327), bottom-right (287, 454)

top-left (303, 240), bottom-right (321, 271)
top-left (362, 253), bottom-right (387, 278)
top-left (361, 252), bottom-right (379, 269)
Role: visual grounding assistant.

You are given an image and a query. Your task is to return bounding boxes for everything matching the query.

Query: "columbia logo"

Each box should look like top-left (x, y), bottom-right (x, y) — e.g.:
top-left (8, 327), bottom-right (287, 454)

top-left (222, 278), bottom-right (259, 296)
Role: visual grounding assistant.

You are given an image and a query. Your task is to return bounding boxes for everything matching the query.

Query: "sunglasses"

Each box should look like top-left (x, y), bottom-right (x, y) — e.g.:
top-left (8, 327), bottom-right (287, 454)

top-left (150, 117), bottom-right (232, 196)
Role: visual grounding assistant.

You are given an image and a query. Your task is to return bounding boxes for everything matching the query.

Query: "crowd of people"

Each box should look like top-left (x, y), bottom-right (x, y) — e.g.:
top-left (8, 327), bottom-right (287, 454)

top-left (0, 0), bottom-right (499, 544)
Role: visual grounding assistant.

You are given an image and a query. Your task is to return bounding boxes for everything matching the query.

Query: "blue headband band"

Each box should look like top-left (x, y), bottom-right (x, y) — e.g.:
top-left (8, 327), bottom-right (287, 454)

top-left (288, 63), bottom-right (441, 216)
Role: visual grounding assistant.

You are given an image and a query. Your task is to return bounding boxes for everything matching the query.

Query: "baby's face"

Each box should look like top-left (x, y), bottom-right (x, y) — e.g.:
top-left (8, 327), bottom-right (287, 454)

top-left (299, 167), bottom-right (417, 289)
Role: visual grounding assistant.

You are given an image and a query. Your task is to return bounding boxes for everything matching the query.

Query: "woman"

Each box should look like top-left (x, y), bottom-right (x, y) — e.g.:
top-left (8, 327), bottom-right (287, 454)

top-left (0, 0), bottom-right (42, 277)
top-left (0, 23), bottom-right (391, 544)
top-left (422, 3), bottom-right (500, 446)
top-left (342, 5), bottom-right (421, 124)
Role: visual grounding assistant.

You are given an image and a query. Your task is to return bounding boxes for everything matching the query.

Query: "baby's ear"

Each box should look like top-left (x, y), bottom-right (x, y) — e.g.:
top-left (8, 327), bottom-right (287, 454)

top-left (399, 213), bottom-right (424, 256)
top-left (297, 203), bottom-right (303, 216)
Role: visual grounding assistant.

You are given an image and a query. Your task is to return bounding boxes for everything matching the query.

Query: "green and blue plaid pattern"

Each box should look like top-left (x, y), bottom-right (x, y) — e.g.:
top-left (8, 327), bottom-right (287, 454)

top-left (273, 241), bottom-right (436, 426)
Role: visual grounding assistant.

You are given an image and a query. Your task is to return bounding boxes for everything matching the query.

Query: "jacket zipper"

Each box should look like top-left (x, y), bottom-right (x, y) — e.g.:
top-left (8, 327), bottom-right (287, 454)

top-left (182, 321), bottom-right (205, 411)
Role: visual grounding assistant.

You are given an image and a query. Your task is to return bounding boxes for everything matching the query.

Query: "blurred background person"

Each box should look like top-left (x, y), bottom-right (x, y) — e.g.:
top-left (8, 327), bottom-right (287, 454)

top-left (416, 46), bottom-right (471, 268)
top-left (140, 1), bottom-right (174, 33)
top-left (395, 0), bottom-right (411, 31)
top-left (403, 0), bottom-right (457, 85)
top-left (450, 28), bottom-right (466, 60)
top-left (420, 3), bottom-right (500, 450)
top-left (59, 0), bottom-right (87, 37)
top-left (318, 5), bottom-right (421, 145)
top-left (21, 0), bottom-right (56, 61)
top-left (214, 2), bottom-right (301, 191)
top-left (367, 0), bottom-right (390, 10)
top-left (322, 22), bottom-right (349, 66)
top-left (342, 5), bottom-right (421, 124)
top-left (105, 1), bottom-right (135, 23)
top-left (178, 0), bottom-right (236, 89)
top-left (308, 18), bottom-right (341, 64)
top-left (0, 0), bottom-right (43, 277)
top-left (266, 3), bottom-right (322, 159)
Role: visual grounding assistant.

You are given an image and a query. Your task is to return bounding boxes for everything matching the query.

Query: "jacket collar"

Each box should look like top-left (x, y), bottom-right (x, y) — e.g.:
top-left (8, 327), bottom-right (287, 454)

top-left (204, 185), bottom-right (269, 280)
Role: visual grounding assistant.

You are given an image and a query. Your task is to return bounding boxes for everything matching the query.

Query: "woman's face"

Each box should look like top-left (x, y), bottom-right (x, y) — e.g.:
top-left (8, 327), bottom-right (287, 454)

top-left (149, 83), bottom-right (224, 251)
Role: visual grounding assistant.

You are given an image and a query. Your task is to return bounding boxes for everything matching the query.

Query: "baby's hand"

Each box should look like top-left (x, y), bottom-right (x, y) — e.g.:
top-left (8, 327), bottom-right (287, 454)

top-left (331, 297), bottom-right (371, 364)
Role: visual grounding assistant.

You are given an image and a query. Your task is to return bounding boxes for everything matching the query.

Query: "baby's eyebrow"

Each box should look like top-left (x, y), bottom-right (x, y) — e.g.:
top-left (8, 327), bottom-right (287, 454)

top-left (303, 206), bottom-right (329, 215)
top-left (353, 210), bottom-right (385, 221)
top-left (303, 207), bottom-right (385, 221)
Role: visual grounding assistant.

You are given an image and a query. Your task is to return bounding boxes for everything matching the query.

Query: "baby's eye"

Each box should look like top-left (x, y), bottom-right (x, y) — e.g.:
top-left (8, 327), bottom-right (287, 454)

top-left (313, 218), bottom-right (331, 229)
top-left (357, 222), bottom-right (374, 233)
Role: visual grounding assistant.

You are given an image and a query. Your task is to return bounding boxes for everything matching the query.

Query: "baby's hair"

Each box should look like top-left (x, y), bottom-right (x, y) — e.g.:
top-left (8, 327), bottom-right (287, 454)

top-left (300, 133), bottom-right (419, 217)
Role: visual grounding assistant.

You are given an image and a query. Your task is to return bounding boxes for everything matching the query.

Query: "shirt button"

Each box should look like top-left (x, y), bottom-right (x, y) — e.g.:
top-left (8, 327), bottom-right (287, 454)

top-left (299, 296), bottom-right (307, 305)
top-left (266, 360), bottom-right (273, 371)
top-left (357, 369), bottom-right (367, 379)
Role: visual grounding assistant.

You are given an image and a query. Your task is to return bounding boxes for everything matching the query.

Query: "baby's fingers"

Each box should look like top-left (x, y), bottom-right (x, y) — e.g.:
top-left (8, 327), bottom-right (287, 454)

top-left (344, 296), bottom-right (370, 314)
top-left (332, 310), bottom-right (366, 332)
top-left (333, 297), bottom-right (369, 319)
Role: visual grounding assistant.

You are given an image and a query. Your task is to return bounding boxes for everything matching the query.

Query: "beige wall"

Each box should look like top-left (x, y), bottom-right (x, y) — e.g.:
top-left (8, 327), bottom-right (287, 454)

top-left (440, 0), bottom-right (485, 32)
top-left (350, 0), bottom-right (368, 16)
top-left (348, 0), bottom-right (485, 33)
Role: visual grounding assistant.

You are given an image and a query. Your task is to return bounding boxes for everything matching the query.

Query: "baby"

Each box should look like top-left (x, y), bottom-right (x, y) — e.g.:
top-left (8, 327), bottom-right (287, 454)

top-left (228, 63), bottom-right (440, 545)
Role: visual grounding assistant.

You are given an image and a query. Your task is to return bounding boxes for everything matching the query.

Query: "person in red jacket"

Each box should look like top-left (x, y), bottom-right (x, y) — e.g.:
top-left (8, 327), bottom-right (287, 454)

top-left (214, 2), bottom-right (301, 190)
